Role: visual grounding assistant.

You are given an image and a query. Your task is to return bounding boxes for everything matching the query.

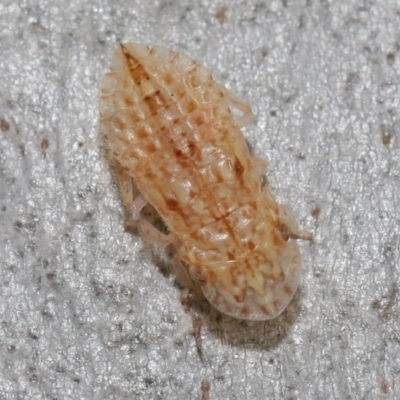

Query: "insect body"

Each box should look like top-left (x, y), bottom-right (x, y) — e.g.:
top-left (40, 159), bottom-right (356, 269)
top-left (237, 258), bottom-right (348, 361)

top-left (100, 43), bottom-right (312, 320)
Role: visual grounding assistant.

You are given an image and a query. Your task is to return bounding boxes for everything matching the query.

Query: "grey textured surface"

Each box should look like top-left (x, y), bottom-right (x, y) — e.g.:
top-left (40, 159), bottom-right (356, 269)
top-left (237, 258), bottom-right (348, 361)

top-left (0, 1), bottom-right (399, 399)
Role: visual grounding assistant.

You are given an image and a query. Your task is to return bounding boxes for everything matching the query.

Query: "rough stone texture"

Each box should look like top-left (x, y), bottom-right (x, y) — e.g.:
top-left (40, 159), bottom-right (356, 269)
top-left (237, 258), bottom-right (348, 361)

top-left (0, 1), bottom-right (399, 399)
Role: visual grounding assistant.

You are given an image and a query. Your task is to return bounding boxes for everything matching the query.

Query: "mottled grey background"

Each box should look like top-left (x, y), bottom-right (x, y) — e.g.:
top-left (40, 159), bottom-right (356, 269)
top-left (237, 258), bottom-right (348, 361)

top-left (0, 0), bottom-right (399, 399)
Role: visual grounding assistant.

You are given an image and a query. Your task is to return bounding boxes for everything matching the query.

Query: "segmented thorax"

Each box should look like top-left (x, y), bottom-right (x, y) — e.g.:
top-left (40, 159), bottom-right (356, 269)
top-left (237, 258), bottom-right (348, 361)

top-left (100, 43), bottom-right (304, 320)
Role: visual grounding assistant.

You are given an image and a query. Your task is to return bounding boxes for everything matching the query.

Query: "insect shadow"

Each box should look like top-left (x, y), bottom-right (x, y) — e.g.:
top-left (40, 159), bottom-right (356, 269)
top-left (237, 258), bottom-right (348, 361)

top-left (200, 288), bottom-right (303, 350)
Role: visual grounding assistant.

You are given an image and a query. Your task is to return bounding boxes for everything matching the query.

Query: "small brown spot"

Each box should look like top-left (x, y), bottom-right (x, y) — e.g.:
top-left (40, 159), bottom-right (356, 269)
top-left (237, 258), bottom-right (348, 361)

top-left (255, 45), bottom-right (268, 60)
top-left (174, 339), bottom-right (184, 348)
top-left (166, 197), bottom-right (179, 211)
top-left (187, 101), bottom-right (196, 112)
top-left (249, 200), bottom-right (257, 209)
top-left (311, 206), bottom-right (321, 220)
top-left (386, 52), bottom-right (395, 64)
top-left (146, 142), bottom-right (156, 153)
top-left (164, 74), bottom-right (173, 84)
top-left (207, 269), bottom-right (217, 283)
top-left (137, 128), bottom-right (147, 139)
top-left (201, 379), bottom-right (210, 400)
top-left (41, 138), bottom-right (49, 153)
top-left (283, 285), bottom-right (292, 296)
top-left (195, 115), bottom-right (205, 125)
top-left (174, 148), bottom-right (183, 158)
top-left (190, 231), bottom-right (200, 240)
top-left (173, 118), bottom-right (180, 125)
top-left (381, 131), bottom-right (391, 146)
top-left (241, 306), bottom-right (250, 317)
top-left (276, 222), bottom-right (290, 242)
top-left (46, 273), bottom-right (55, 281)
top-left (124, 96), bottom-right (134, 106)
top-left (380, 378), bottom-right (389, 394)
top-left (233, 158), bottom-right (244, 178)
top-left (215, 7), bottom-right (228, 23)
top-left (233, 291), bottom-right (245, 303)
top-left (260, 305), bottom-right (270, 316)
top-left (227, 251), bottom-right (234, 260)
top-left (0, 118), bottom-right (10, 132)
top-left (248, 241), bottom-right (255, 251)
top-left (187, 141), bottom-right (197, 156)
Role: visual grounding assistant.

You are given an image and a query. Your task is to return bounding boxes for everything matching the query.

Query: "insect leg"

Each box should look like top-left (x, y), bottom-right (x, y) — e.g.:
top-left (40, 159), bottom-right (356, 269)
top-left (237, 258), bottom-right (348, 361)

top-left (138, 219), bottom-right (171, 247)
top-left (130, 194), bottom-right (147, 215)
top-left (221, 86), bottom-right (252, 114)
top-left (172, 252), bottom-right (204, 297)
top-left (252, 156), bottom-right (268, 175)
top-left (278, 204), bottom-right (313, 241)
top-left (221, 86), bottom-right (256, 128)
top-left (114, 163), bottom-right (149, 228)
top-left (113, 162), bottom-right (143, 228)
top-left (114, 162), bottom-right (138, 213)
top-left (235, 112), bottom-right (256, 128)
top-left (172, 252), bottom-right (196, 290)
top-left (138, 219), bottom-right (182, 249)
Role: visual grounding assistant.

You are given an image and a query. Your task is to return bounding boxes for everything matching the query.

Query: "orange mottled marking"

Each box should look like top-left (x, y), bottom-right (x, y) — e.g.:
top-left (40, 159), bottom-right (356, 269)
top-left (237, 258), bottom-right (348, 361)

top-left (143, 90), bottom-right (167, 115)
top-left (284, 285), bottom-right (293, 295)
top-left (233, 158), bottom-right (244, 178)
top-left (166, 197), bottom-right (179, 211)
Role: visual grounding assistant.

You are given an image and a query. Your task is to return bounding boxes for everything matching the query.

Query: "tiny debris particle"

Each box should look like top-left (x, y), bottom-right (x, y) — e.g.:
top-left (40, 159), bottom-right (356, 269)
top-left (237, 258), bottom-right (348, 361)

top-left (215, 7), bottom-right (228, 23)
top-left (380, 378), bottom-right (389, 394)
top-left (100, 43), bottom-right (312, 320)
top-left (192, 314), bottom-right (203, 356)
top-left (381, 131), bottom-right (391, 146)
top-left (41, 138), bottom-right (49, 153)
top-left (8, 345), bottom-right (16, 353)
top-left (201, 379), bottom-right (211, 400)
top-left (0, 118), bottom-right (10, 132)
top-left (311, 206), bottom-right (321, 220)
top-left (46, 273), bottom-right (55, 282)
top-left (386, 52), bottom-right (395, 64)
